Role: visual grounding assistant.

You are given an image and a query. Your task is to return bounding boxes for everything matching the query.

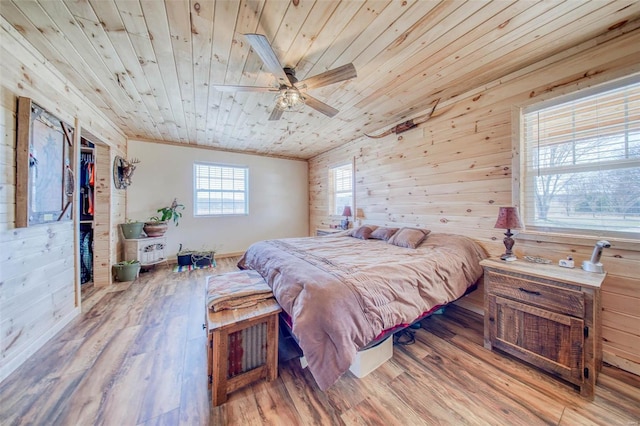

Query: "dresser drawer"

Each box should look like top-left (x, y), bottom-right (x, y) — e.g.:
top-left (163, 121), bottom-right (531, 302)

top-left (486, 270), bottom-right (584, 318)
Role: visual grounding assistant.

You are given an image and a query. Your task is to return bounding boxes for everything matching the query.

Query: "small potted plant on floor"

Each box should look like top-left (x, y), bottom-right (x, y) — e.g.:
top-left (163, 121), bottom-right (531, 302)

top-left (113, 259), bottom-right (141, 282)
top-left (119, 219), bottom-right (144, 239)
top-left (177, 244), bottom-right (194, 266)
top-left (144, 198), bottom-right (184, 237)
top-left (191, 249), bottom-right (216, 267)
top-left (176, 244), bottom-right (217, 267)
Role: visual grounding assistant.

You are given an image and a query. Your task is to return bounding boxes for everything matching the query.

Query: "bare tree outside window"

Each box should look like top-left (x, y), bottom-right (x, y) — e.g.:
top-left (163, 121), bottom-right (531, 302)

top-left (522, 78), bottom-right (640, 237)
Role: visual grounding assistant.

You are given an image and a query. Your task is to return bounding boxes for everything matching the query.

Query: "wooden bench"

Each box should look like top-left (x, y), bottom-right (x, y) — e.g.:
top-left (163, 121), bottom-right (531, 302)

top-left (205, 289), bottom-right (281, 406)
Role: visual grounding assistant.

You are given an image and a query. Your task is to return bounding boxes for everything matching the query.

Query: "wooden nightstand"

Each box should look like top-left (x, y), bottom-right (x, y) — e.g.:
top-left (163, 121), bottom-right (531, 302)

top-left (480, 258), bottom-right (605, 399)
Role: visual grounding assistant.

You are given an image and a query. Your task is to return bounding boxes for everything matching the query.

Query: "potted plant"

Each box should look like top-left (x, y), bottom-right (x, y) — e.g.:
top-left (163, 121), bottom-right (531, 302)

top-left (191, 249), bottom-right (216, 267)
top-left (113, 260), bottom-right (141, 282)
top-left (177, 244), bottom-right (216, 267)
top-left (120, 219), bottom-right (144, 239)
top-left (177, 244), bottom-right (194, 266)
top-left (144, 198), bottom-right (184, 237)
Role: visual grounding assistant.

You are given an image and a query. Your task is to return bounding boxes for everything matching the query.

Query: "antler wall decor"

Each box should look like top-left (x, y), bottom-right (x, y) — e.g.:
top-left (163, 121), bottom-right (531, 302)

top-left (113, 156), bottom-right (140, 189)
top-left (365, 98), bottom-right (440, 139)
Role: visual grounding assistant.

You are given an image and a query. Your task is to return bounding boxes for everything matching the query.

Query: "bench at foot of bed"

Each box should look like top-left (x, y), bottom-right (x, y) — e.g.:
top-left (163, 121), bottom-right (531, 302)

top-left (205, 271), bottom-right (281, 406)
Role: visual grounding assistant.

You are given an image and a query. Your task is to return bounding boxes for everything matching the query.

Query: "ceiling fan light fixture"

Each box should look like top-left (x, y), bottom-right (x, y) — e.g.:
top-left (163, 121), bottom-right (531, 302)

top-left (275, 89), bottom-right (305, 112)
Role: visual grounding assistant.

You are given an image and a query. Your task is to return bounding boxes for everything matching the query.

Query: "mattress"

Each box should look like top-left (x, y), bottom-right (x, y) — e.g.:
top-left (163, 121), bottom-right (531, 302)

top-left (238, 231), bottom-right (487, 390)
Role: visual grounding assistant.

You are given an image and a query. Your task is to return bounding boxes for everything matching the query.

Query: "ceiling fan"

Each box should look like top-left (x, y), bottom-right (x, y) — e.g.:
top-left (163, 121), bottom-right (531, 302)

top-left (213, 34), bottom-right (357, 121)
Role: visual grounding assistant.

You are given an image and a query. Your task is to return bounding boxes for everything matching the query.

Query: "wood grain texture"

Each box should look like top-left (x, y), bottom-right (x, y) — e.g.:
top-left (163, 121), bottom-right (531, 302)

top-left (0, 18), bottom-right (126, 381)
top-left (2, 1), bottom-right (640, 159)
top-left (206, 298), bottom-right (281, 406)
top-left (309, 20), bottom-right (640, 375)
top-left (1, 258), bottom-right (638, 425)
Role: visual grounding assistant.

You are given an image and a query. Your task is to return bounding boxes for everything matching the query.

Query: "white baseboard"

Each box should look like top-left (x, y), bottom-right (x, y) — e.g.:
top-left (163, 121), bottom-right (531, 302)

top-left (0, 307), bottom-right (80, 383)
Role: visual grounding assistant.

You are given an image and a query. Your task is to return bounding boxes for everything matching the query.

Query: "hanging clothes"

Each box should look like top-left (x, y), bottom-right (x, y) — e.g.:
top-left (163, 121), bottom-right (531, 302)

top-left (80, 225), bottom-right (93, 284)
top-left (80, 152), bottom-right (95, 221)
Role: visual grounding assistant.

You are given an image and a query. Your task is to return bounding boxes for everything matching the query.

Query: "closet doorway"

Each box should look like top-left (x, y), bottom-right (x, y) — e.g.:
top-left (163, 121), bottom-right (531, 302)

top-left (77, 130), bottom-right (111, 297)
top-left (79, 138), bottom-right (95, 285)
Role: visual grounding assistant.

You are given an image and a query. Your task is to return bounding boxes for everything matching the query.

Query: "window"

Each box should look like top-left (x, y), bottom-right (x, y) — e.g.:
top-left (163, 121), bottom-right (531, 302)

top-left (194, 163), bottom-right (248, 216)
top-left (521, 76), bottom-right (640, 237)
top-left (329, 163), bottom-right (353, 215)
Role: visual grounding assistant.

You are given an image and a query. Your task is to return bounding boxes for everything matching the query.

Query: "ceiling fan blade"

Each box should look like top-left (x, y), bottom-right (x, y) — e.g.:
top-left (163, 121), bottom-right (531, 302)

top-left (269, 108), bottom-right (284, 121)
top-left (212, 85), bottom-right (277, 92)
top-left (303, 94), bottom-right (339, 117)
top-left (244, 34), bottom-right (291, 87)
top-left (296, 63), bottom-right (357, 91)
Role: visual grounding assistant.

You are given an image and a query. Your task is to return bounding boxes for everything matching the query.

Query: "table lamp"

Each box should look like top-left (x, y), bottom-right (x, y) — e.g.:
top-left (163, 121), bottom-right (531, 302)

top-left (494, 207), bottom-right (523, 261)
top-left (341, 206), bottom-right (352, 230)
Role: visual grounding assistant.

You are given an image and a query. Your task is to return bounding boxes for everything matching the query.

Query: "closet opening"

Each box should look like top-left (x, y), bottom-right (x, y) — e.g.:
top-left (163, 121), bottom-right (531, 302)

top-left (77, 129), bottom-right (111, 305)
top-left (79, 138), bottom-right (95, 286)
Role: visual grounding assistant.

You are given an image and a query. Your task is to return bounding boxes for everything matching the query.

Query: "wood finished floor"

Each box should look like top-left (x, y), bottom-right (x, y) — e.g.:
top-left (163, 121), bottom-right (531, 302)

top-left (1, 257), bottom-right (639, 426)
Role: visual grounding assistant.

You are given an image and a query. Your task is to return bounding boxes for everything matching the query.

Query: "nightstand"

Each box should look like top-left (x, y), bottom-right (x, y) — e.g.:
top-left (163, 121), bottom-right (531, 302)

top-left (480, 258), bottom-right (605, 399)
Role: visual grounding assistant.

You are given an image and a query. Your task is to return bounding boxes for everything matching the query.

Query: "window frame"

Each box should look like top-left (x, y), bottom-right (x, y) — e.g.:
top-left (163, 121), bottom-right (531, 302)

top-left (515, 74), bottom-right (640, 240)
top-left (193, 162), bottom-right (249, 217)
top-left (328, 162), bottom-right (353, 216)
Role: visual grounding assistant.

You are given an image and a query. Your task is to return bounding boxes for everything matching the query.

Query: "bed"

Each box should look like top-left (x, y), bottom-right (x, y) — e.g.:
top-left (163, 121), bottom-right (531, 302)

top-left (237, 227), bottom-right (487, 390)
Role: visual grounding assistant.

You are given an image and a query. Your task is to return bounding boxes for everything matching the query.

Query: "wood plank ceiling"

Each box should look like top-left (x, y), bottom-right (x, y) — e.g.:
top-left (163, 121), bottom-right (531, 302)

top-left (2, 0), bottom-right (640, 160)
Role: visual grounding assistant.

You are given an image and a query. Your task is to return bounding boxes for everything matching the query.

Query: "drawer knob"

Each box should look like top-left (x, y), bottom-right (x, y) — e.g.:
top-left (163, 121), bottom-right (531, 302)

top-left (518, 287), bottom-right (541, 296)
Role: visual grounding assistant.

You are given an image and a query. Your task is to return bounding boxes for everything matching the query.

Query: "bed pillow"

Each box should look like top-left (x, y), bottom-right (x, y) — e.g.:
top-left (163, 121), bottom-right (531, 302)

top-left (350, 225), bottom-right (377, 240)
top-left (370, 227), bottom-right (399, 241)
top-left (387, 227), bottom-right (430, 249)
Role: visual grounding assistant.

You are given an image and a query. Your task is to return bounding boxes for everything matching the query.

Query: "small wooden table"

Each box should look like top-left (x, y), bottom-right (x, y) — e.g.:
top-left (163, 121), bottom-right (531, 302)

top-left (205, 299), bottom-right (281, 406)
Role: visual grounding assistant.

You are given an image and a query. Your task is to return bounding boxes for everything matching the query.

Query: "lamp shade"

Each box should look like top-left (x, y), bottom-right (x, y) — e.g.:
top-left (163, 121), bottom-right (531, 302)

top-left (494, 207), bottom-right (523, 229)
top-left (342, 206), bottom-right (352, 217)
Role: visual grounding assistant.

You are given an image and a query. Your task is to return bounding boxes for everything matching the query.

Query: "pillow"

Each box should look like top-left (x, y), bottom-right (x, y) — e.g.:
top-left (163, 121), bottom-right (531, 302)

top-left (387, 227), bottom-right (430, 249)
top-left (350, 225), bottom-right (377, 240)
top-left (370, 227), bottom-right (399, 241)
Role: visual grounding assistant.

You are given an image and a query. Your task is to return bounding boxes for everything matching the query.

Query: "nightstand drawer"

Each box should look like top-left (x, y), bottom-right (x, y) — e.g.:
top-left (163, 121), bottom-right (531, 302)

top-left (486, 270), bottom-right (584, 318)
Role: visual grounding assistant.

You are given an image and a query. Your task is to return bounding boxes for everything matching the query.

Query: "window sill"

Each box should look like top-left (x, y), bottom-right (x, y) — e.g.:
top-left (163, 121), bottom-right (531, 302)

top-left (515, 231), bottom-right (640, 252)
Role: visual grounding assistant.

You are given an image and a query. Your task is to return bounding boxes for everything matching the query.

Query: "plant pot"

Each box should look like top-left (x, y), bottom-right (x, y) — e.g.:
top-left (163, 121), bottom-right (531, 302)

top-left (191, 251), bottom-right (214, 267)
top-left (120, 222), bottom-right (144, 239)
top-left (113, 262), bottom-right (141, 282)
top-left (177, 252), bottom-right (214, 267)
top-left (177, 252), bottom-right (194, 266)
top-left (144, 221), bottom-right (168, 237)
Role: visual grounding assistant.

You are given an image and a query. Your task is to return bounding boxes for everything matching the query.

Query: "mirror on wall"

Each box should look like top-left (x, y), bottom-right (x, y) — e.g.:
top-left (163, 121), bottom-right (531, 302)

top-left (16, 97), bottom-right (74, 227)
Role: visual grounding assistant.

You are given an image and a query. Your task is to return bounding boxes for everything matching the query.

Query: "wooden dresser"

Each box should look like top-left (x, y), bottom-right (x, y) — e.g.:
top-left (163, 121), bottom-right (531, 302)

top-left (480, 258), bottom-right (605, 398)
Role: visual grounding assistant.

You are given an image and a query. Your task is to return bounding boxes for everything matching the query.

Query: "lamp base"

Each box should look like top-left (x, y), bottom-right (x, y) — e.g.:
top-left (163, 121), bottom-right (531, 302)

top-left (500, 254), bottom-right (517, 262)
top-left (582, 260), bottom-right (605, 273)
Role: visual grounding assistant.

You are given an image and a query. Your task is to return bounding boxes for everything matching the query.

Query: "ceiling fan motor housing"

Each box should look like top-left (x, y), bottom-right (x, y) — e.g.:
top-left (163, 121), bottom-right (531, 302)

top-left (283, 68), bottom-right (299, 85)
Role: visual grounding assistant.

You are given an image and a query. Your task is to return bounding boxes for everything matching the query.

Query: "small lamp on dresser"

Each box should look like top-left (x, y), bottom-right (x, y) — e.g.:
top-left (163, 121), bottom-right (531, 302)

top-left (341, 206), bottom-right (352, 230)
top-left (494, 206), bottom-right (523, 261)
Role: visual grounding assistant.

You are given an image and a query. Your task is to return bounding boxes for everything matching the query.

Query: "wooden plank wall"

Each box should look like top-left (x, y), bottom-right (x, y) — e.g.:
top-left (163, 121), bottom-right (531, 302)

top-left (0, 17), bottom-right (126, 382)
top-left (309, 26), bottom-right (640, 375)
top-left (93, 143), bottom-right (112, 288)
